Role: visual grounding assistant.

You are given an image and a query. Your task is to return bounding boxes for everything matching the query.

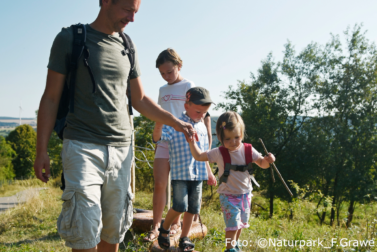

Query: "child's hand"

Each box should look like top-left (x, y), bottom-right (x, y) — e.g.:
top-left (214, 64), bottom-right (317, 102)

top-left (184, 132), bottom-right (199, 143)
top-left (207, 173), bottom-right (217, 186)
top-left (265, 153), bottom-right (276, 163)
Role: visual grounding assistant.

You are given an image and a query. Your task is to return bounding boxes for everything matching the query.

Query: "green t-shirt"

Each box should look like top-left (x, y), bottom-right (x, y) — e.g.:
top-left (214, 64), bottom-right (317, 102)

top-left (48, 24), bottom-right (141, 146)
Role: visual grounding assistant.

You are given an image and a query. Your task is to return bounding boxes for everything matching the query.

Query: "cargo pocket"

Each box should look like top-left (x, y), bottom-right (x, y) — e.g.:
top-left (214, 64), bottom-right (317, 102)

top-left (57, 191), bottom-right (82, 242)
top-left (121, 191), bottom-right (134, 234)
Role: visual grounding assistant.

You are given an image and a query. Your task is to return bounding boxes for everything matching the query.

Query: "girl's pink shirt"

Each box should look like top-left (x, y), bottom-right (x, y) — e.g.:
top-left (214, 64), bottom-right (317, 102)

top-left (207, 144), bottom-right (262, 195)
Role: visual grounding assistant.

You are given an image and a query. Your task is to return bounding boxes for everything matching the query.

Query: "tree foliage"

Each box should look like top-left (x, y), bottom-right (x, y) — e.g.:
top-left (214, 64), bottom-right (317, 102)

top-left (0, 136), bottom-right (16, 180)
top-left (133, 115), bottom-right (155, 191)
top-left (6, 125), bottom-right (36, 179)
top-left (216, 25), bottom-right (377, 225)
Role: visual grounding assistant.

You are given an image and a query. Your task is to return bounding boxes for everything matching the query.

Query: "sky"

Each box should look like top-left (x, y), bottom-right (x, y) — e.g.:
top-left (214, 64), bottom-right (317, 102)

top-left (0, 0), bottom-right (376, 118)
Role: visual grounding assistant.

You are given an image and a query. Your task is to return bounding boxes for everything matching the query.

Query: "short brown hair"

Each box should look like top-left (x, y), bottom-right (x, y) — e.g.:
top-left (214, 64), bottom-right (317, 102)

top-left (99, 0), bottom-right (118, 7)
top-left (156, 48), bottom-right (183, 68)
top-left (216, 111), bottom-right (246, 145)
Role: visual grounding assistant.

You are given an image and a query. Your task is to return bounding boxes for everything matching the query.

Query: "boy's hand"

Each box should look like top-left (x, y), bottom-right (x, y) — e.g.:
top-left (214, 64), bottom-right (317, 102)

top-left (207, 173), bottom-right (217, 186)
top-left (265, 153), bottom-right (276, 163)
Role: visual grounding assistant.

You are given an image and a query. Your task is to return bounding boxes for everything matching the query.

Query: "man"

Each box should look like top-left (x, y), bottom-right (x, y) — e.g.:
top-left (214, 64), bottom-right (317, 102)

top-left (33, 0), bottom-right (195, 251)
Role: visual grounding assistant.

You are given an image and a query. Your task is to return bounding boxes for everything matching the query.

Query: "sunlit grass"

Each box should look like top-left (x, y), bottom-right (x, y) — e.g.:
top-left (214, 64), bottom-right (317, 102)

top-left (0, 178), bottom-right (47, 197)
top-left (0, 179), bottom-right (376, 251)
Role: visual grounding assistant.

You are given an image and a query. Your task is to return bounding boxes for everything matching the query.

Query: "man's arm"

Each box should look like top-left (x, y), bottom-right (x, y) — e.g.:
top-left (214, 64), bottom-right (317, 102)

top-left (34, 69), bottom-right (65, 183)
top-left (130, 77), bottom-right (195, 139)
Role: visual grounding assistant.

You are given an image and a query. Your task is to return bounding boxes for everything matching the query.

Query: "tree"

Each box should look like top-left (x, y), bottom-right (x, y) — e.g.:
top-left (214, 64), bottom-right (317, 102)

top-left (217, 46), bottom-right (314, 217)
top-left (306, 25), bottom-right (377, 226)
top-left (0, 136), bottom-right (16, 180)
top-left (6, 125), bottom-right (36, 178)
top-left (216, 25), bottom-right (377, 224)
top-left (133, 115), bottom-right (155, 191)
top-left (47, 131), bottom-right (63, 178)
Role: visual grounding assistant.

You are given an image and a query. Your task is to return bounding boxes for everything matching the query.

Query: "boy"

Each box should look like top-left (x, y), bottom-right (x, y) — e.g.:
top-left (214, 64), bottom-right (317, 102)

top-left (153, 87), bottom-right (216, 251)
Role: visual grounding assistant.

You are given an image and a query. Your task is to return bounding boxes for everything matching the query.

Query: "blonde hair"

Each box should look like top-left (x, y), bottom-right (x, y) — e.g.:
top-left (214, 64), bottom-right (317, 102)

top-left (216, 111), bottom-right (246, 145)
top-left (156, 48), bottom-right (183, 68)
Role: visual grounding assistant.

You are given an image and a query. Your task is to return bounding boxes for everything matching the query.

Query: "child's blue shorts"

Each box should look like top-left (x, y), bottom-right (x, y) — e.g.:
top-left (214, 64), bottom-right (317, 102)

top-left (172, 180), bottom-right (202, 214)
top-left (219, 192), bottom-right (252, 231)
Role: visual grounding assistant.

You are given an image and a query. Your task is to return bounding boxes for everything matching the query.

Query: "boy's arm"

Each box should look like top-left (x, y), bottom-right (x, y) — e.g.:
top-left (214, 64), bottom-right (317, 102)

top-left (204, 115), bottom-right (212, 149)
top-left (187, 140), bottom-right (209, 161)
top-left (255, 153), bottom-right (276, 168)
top-left (152, 122), bottom-right (163, 143)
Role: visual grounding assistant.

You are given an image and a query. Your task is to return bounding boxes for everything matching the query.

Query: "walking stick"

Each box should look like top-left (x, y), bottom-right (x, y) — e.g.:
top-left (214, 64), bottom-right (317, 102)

top-left (258, 138), bottom-right (293, 197)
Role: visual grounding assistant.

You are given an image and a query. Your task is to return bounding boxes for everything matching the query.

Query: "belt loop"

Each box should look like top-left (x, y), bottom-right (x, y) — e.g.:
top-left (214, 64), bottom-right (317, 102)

top-left (106, 145), bottom-right (111, 170)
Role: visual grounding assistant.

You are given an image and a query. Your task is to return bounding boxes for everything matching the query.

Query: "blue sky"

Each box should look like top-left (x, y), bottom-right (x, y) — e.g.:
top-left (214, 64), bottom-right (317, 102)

top-left (0, 0), bottom-right (376, 118)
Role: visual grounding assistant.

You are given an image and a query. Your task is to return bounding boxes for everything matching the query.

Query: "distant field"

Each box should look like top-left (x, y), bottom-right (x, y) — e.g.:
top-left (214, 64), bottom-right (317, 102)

top-left (0, 119), bottom-right (36, 124)
top-left (0, 117), bottom-right (36, 128)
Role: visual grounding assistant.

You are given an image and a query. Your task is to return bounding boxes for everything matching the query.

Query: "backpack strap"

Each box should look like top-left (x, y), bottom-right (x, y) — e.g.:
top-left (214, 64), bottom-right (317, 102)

top-left (218, 144), bottom-right (256, 184)
top-left (119, 32), bottom-right (135, 116)
top-left (244, 143), bottom-right (253, 164)
top-left (219, 146), bottom-right (232, 184)
top-left (68, 23), bottom-right (86, 113)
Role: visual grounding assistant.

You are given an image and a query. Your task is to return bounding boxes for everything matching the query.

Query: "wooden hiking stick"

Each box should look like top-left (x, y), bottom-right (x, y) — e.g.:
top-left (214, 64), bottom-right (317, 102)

top-left (259, 138), bottom-right (293, 197)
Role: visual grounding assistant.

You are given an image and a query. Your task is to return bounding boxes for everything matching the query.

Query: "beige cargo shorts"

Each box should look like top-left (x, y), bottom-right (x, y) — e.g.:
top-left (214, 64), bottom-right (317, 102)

top-left (57, 139), bottom-right (133, 250)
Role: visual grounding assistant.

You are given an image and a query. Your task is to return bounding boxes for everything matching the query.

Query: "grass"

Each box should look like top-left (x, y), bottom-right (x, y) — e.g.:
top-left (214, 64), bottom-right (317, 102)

top-left (0, 180), bottom-right (376, 251)
top-left (0, 178), bottom-right (47, 197)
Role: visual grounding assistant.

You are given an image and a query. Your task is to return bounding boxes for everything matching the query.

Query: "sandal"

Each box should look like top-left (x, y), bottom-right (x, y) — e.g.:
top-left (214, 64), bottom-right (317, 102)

top-left (179, 237), bottom-right (195, 252)
top-left (158, 221), bottom-right (170, 249)
top-left (143, 229), bottom-right (158, 242)
top-left (169, 223), bottom-right (181, 235)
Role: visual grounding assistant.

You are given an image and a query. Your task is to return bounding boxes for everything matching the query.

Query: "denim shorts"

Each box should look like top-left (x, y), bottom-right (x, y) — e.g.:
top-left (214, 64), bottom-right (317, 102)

top-left (58, 139), bottom-right (133, 249)
top-left (172, 180), bottom-right (202, 214)
top-left (219, 192), bottom-right (252, 231)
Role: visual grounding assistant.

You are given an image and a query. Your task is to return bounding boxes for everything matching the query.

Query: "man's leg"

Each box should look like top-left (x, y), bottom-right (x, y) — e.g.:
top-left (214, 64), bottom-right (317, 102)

top-left (58, 140), bottom-right (106, 251)
top-left (100, 144), bottom-right (133, 251)
top-left (97, 240), bottom-right (119, 251)
top-left (71, 240), bottom-right (118, 252)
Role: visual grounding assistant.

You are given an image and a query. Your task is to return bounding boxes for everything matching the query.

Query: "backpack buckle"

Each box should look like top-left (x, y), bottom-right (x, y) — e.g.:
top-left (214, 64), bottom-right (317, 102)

top-left (235, 165), bottom-right (245, 172)
top-left (248, 168), bottom-right (254, 175)
top-left (223, 170), bottom-right (230, 177)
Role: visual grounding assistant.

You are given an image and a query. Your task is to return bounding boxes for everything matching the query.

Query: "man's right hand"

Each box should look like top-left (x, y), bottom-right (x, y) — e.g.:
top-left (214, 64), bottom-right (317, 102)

top-left (34, 153), bottom-right (51, 183)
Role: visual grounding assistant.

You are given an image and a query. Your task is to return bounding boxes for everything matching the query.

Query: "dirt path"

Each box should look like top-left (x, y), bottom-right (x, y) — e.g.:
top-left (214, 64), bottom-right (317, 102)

top-left (0, 188), bottom-right (47, 213)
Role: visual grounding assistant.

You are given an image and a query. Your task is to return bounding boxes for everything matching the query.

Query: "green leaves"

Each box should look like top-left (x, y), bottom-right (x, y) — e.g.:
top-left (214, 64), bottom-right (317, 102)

top-left (216, 24), bottom-right (377, 223)
top-left (6, 125), bottom-right (36, 179)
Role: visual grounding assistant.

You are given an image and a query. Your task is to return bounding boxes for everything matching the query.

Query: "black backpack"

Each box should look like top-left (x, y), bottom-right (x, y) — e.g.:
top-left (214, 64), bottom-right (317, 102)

top-left (54, 24), bottom-right (135, 191)
top-left (54, 23), bottom-right (135, 140)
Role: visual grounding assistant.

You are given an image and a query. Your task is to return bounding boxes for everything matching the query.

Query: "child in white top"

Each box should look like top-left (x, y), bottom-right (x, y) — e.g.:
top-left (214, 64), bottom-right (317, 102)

top-left (186, 111), bottom-right (275, 252)
top-left (144, 48), bottom-right (215, 243)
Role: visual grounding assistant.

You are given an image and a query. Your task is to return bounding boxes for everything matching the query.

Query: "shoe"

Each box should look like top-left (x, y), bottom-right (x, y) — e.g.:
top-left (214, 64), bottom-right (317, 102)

top-left (157, 221), bottom-right (170, 249)
top-left (142, 229), bottom-right (158, 242)
top-left (179, 237), bottom-right (195, 252)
